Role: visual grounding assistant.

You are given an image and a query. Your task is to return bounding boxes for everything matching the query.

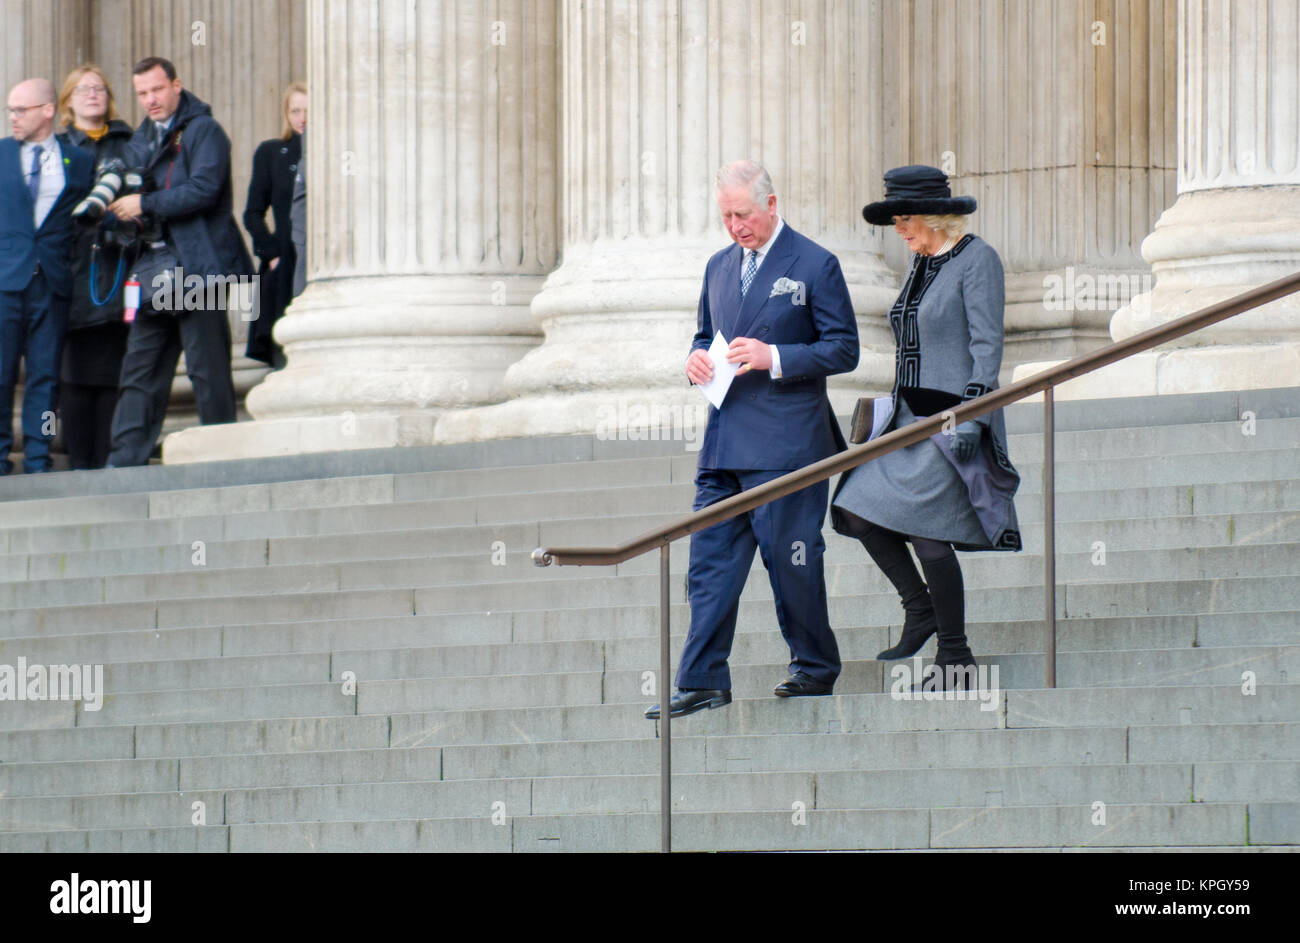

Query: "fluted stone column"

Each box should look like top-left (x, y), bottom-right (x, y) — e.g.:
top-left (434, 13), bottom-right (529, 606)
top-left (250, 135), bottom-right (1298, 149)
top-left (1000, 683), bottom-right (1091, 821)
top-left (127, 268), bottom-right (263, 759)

top-left (165, 0), bottom-right (559, 462)
top-left (435, 0), bottom-right (896, 444)
top-left (1016, 0), bottom-right (1300, 397)
top-left (0, 0), bottom-right (90, 93)
top-left (880, 0), bottom-right (1177, 382)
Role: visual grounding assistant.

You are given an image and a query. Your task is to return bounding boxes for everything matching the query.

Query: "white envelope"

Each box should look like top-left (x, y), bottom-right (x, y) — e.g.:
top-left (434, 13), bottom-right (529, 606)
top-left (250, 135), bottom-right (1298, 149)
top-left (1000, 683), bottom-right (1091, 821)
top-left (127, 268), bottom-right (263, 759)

top-left (699, 331), bottom-right (740, 409)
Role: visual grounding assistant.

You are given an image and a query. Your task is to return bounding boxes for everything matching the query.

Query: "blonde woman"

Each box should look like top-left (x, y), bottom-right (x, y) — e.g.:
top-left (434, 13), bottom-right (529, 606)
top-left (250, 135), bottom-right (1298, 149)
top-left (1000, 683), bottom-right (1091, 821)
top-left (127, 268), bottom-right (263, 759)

top-left (832, 165), bottom-right (1022, 690)
top-left (243, 81), bottom-right (306, 367)
top-left (57, 65), bottom-right (135, 469)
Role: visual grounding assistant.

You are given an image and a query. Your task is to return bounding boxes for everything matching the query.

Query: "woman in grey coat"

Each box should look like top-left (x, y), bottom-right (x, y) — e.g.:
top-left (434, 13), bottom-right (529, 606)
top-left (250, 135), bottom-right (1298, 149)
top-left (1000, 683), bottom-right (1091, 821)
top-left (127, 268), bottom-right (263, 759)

top-left (832, 165), bottom-right (1021, 689)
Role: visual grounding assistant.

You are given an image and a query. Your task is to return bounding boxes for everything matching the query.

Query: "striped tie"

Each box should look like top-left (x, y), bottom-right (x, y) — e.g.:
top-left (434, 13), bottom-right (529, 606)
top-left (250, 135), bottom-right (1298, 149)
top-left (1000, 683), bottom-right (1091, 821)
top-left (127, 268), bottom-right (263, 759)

top-left (740, 249), bottom-right (758, 298)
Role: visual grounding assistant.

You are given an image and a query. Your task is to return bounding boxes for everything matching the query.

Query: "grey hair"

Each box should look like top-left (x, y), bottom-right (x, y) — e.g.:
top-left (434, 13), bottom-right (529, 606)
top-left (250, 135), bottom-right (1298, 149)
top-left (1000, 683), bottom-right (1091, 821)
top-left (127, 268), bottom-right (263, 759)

top-left (715, 159), bottom-right (775, 205)
top-left (920, 213), bottom-right (968, 239)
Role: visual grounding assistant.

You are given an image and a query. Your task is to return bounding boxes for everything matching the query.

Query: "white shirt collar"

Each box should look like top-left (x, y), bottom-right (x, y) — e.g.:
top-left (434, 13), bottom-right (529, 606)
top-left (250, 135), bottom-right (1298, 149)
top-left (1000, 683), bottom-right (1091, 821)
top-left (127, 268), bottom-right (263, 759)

top-left (21, 133), bottom-right (57, 155)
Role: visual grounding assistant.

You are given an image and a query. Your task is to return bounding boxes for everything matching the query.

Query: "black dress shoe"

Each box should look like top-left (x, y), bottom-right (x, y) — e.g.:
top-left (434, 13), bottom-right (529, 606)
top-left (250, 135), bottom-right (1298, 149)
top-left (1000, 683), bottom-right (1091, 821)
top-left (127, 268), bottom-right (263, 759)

top-left (644, 688), bottom-right (731, 720)
top-left (773, 671), bottom-right (833, 697)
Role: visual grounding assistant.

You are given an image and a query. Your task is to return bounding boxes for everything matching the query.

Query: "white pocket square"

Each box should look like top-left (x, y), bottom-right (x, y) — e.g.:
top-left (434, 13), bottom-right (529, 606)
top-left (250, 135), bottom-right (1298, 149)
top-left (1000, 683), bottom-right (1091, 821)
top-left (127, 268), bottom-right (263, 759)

top-left (769, 277), bottom-right (804, 299)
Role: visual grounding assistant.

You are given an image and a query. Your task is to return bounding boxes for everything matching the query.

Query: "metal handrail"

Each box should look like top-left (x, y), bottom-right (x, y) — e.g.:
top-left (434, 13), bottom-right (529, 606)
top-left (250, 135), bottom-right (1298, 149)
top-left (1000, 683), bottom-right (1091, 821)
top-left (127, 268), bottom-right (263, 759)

top-left (531, 268), bottom-right (1300, 853)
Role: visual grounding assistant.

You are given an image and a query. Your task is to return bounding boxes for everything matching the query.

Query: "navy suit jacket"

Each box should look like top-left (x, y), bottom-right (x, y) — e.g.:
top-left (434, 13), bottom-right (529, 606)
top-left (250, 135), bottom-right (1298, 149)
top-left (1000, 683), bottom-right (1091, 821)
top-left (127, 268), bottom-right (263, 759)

top-left (692, 222), bottom-right (859, 470)
top-left (0, 134), bottom-right (95, 296)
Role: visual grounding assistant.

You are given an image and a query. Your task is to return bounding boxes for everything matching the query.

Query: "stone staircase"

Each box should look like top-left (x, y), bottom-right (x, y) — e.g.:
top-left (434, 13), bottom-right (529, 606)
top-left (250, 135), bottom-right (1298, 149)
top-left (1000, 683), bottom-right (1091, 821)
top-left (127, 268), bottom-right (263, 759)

top-left (0, 388), bottom-right (1295, 852)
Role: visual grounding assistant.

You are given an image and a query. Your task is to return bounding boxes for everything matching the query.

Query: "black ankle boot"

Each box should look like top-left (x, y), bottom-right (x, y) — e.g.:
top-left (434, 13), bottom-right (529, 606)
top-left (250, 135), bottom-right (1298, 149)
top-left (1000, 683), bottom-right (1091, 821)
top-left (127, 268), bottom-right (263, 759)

top-left (854, 523), bottom-right (939, 661)
top-left (917, 549), bottom-right (977, 690)
top-left (877, 593), bottom-right (938, 660)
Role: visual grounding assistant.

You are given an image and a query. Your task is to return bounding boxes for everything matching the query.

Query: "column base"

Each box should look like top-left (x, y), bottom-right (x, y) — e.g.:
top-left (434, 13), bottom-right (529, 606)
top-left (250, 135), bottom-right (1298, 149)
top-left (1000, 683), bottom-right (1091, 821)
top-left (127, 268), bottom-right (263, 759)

top-left (162, 410), bottom-right (441, 464)
top-left (434, 387), bottom-right (706, 446)
top-left (1011, 343), bottom-right (1300, 402)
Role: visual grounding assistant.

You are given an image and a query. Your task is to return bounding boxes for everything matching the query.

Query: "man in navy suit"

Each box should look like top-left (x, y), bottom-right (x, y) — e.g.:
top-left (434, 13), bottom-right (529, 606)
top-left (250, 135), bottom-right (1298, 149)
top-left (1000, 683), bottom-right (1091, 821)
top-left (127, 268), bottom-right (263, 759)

top-left (646, 160), bottom-right (860, 720)
top-left (0, 79), bottom-right (94, 474)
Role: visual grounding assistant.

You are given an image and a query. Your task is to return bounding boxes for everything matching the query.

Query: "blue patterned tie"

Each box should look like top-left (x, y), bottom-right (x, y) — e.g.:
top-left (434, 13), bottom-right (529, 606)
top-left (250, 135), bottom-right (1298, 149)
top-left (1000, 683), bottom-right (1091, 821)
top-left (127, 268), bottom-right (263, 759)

top-left (27, 145), bottom-right (43, 203)
top-left (740, 249), bottom-right (758, 298)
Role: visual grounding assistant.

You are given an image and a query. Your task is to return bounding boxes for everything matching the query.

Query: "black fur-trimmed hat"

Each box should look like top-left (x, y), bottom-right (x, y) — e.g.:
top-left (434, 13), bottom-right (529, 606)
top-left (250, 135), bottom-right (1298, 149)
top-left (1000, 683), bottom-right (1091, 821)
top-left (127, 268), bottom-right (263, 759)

top-left (862, 164), bottom-right (976, 225)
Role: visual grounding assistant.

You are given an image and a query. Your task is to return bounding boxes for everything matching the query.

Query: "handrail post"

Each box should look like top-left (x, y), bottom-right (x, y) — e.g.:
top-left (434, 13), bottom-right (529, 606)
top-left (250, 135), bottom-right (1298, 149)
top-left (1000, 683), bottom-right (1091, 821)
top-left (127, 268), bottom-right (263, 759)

top-left (659, 541), bottom-right (671, 853)
top-left (1043, 387), bottom-right (1057, 688)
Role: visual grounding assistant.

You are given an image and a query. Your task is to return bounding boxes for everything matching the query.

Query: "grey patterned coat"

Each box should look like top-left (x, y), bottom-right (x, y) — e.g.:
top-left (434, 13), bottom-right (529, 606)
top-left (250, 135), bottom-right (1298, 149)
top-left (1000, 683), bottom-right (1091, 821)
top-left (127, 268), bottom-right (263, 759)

top-left (833, 233), bottom-right (1022, 551)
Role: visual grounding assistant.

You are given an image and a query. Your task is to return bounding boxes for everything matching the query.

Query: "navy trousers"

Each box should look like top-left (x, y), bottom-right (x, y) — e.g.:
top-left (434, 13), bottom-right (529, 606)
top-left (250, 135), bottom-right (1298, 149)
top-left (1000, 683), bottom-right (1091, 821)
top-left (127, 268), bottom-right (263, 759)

top-left (675, 467), bottom-right (841, 690)
top-left (0, 270), bottom-right (68, 473)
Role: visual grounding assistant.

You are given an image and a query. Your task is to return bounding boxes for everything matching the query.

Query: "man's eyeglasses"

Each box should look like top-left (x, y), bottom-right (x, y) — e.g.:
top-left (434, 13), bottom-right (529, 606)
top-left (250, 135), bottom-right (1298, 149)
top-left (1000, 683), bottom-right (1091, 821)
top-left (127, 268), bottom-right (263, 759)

top-left (6, 103), bottom-right (52, 117)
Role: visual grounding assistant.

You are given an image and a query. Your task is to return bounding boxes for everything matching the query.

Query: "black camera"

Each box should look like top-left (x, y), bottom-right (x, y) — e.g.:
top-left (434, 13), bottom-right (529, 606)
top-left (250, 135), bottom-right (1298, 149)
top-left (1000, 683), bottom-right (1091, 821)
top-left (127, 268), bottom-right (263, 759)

top-left (72, 158), bottom-right (145, 220)
top-left (74, 158), bottom-right (164, 249)
top-left (79, 158), bottom-right (164, 305)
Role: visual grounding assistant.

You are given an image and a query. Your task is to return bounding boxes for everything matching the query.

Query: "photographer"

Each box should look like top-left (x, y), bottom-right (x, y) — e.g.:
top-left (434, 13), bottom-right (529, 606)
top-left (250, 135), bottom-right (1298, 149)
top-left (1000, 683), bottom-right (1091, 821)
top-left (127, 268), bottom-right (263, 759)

top-left (104, 56), bottom-right (252, 467)
top-left (57, 65), bottom-right (135, 469)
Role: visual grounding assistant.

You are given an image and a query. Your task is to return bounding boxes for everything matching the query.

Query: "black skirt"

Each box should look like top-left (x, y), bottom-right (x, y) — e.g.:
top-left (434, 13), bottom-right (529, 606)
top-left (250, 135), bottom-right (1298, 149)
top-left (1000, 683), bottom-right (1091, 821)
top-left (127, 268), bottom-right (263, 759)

top-left (61, 321), bottom-right (130, 388)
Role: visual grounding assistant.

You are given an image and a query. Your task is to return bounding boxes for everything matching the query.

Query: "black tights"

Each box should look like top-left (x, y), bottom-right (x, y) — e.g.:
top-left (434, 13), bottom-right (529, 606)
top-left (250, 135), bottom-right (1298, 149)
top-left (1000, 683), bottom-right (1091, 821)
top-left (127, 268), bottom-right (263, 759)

top-left (835, 508), bottom-right (954, 563)
top-left (61, 383), bottom-right (118, 470)
top-left (837, 510), bottom-right (973, 662)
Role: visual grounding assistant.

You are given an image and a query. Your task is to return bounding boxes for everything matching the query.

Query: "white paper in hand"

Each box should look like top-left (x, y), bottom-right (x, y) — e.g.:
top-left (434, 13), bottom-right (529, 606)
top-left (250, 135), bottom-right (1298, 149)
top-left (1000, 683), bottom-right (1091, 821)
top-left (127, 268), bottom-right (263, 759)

top-left (699, 331), bottom-right (740, 409)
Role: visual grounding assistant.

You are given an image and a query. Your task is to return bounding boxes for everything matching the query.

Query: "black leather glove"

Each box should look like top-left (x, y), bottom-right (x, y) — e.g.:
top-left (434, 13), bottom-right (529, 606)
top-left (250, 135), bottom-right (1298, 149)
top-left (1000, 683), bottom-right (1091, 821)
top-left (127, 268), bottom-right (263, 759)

top-left (952, 421), bottom-right (982, 462)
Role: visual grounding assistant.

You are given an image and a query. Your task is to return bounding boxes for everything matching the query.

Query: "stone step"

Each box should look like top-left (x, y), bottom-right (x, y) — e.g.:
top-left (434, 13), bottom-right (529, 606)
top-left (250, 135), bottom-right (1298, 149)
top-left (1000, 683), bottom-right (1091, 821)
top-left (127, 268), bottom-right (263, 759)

top-left (93, 640), bottom-right (602, 695)
top-left (1005, 415), bottom-right (1300, 462)
top-left (411, 569), bottom-right (1300, 616)
top-left (0, 412), bottom-right (1291, 533)
top-left (0, 723), bottom-right (1290, 831)
top-left (4, 638), bottom-right (1289, 729)
top-left (5, 731), bottom-right (1298, 812)
top-left (595, 646), bottom-right (1297, 702)
top-left (5, 618), bottom-right (1291, 705)
top-left (11, 605), bottom-right (1285, 668)
top-left (3, 572), bottom-right (1294, 642)
top-left (505, 802), bottom-right (1283, 852)
top-left (7, 818), bottom-right (1290, 853)
top-left (3, 506), bottom-right (1296, 583)
top-left (73, 671), bottom-right (607, 729)
top-left (2, 469), bottom-right (1297, 564)
top-left (0, 683), bottom-right (1290, 763)
top-left (0, 539), bottom-right (1291, 612)
top-left (8, 751), bottom-right (1298, 828)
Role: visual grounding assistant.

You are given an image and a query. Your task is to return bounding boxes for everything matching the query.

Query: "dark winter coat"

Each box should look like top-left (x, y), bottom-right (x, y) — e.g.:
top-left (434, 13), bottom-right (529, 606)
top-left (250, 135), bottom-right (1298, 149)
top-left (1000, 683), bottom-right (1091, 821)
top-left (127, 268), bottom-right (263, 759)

top-left (63, 119), bottom-right (136, 330)
top-left (130, 89), bottom-right (253, 285)
top-left (243, 134), bottom-right (300, 363)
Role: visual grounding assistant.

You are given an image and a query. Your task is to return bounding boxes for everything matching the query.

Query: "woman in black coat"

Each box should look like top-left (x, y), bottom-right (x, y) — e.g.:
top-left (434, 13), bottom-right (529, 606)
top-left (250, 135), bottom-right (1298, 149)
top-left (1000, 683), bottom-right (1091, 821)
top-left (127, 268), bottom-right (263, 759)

top-left (243, 82), bottom-right (306, 368)
top-left (57, 65), bottom-right (135, 469)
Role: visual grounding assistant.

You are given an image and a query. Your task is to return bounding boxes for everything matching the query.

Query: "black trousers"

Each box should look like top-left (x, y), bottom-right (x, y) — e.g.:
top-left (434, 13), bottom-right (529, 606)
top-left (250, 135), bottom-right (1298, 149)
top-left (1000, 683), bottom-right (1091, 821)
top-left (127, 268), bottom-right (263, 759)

top-left (106, 305), bottom-right (235, 467)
